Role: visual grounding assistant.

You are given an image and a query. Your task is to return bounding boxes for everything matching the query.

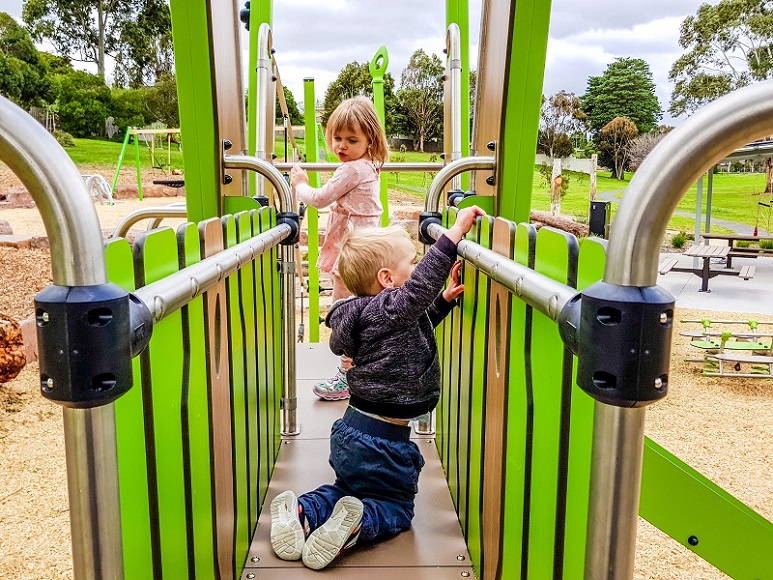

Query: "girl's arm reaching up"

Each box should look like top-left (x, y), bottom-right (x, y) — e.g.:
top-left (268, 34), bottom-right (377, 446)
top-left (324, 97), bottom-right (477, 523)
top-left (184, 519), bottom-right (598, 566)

top-left (291, 162), bottom-right (362, 209)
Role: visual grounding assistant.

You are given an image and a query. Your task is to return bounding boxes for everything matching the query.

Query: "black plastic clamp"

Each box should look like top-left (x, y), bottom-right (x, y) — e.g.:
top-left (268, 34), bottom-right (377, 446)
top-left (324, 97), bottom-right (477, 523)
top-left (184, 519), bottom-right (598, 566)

top-left (34, 282), bottom-right (153, 409)
top-left (252, 195), bottom-right (269, 207)
top-left (446, 188), bottom-right (465, 207)
top-left (573, 281), bottom-right (675, 407)
top-left (239, 1), bottom-right (251, 30)
top-left (277, 211), bottom-right (301, 245)
top-left (418, 211), bottom-right (443, 245)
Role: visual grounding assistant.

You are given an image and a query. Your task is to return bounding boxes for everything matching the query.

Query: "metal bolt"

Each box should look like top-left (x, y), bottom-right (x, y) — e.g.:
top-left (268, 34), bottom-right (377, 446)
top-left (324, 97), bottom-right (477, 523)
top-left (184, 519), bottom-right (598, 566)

top-left (46, 378), bottom-right (54, 390)
top-left (688, 535), bottom-right (699, 546)
top-left (223, 140), bottom-right (233, 151)
top-left (660, 312), bottom-right (669, 324)
top-left (456, 554), bottom-right (466, 561)
top-left (250, 556), bottom-right (260, 562)
top-left (487, 141), bottom-right (496, 151)
top-left (246, 573), bottom-right (255, 579)
top-left (42, 312), bottom-right (49, 322)
top-left (486, 175), bottom-right (495, 186)
top-left (461, 572), bottom-right (470, 577)
top-left (224, 174), bottom-right (233, 185)
top-left (655, 377), bottom-right (663, 389)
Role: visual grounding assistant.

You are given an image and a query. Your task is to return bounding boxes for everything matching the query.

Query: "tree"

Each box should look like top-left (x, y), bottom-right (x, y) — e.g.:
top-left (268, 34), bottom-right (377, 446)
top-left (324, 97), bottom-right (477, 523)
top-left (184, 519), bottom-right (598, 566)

top-left (669, 0), bottom-right (773, 117)
top-left (145, 72), bottom-right (179, 127)
top-left (276, 86), bottom-right (302, 126)
top-left (51, 70), bottom-right (111, 136)
top-left (670, 0), bottom-right (773, 192)
top-left (581, 58), bottom-right (662, 135)
top-left (321, 61), bottom-right (400, 135)
top-left (599, 117), bottom-right (638, 180)
top-left (397, 48), bottom-right (444, 152)
top-left (0, 12), bottom-right (50, 107)
top-left (22, 0), bottom-right (172, 85)
top-left (627, 126), bottom-right (674, 171)
top-left (538, 91), bottom-right (587, 158)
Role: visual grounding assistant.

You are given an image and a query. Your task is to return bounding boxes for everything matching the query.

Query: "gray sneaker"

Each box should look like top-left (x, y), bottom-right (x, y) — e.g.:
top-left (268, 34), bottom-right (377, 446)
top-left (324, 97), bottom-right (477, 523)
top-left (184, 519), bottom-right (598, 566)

top-left (270, 490), bottom-right (306, 561)
top-left (312, 367), bottom-right (349, 400)
top-left (301, 496), bottom-right (363, 570)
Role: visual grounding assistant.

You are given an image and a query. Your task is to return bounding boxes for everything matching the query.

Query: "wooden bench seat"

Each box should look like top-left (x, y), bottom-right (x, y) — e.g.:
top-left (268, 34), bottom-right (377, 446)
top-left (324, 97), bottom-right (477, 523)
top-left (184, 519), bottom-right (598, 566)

top-left (739, 265), bottom-right (756, 280)
top-left (659, 258), bottom-right (680, 274)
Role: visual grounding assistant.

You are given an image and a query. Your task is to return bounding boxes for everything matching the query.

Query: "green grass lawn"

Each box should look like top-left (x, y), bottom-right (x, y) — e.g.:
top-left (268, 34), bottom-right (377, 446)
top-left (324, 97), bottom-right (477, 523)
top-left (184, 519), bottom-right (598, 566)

top-left (56, 139), bottom-right (771, 236)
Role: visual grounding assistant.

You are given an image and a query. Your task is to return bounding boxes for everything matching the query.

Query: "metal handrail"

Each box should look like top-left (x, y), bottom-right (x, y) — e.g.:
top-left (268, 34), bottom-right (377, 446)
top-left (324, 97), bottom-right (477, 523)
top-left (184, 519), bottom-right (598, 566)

top-left (425, 156), bottom-right (496, 212)
top-left (112, 206), bottom-right (189, 238)
top-left (0, 95), bottom-right (123, 579)
top-left (273, 161), bottom-right (445, 173)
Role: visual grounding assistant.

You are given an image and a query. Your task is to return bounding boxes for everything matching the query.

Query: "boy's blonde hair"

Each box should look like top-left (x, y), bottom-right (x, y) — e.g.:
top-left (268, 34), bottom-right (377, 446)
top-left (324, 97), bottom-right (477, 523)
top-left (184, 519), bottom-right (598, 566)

top-left (338, 225), bottom-right (411, 296)
top-left (325, 97), bottom-right (390, 166)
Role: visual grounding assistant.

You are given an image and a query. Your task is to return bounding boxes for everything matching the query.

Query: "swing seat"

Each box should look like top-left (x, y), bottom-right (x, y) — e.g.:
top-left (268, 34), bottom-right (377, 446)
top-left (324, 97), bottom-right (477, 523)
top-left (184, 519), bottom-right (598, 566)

top-left (152, 179), bottom-right (185, 188)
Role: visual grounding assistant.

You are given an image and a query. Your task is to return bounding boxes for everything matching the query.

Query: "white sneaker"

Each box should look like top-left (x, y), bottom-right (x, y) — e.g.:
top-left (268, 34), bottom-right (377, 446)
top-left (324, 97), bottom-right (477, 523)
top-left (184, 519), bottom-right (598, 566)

top-left (301, 496), bottom-right (363, 570)
top-left (270, 490), bottom-right (305, 561)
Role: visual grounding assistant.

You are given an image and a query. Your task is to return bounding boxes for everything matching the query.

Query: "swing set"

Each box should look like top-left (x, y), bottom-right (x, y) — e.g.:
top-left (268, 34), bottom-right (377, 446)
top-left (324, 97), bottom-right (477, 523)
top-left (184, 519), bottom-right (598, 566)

top-left (110, 126), bottom-right (184, 200)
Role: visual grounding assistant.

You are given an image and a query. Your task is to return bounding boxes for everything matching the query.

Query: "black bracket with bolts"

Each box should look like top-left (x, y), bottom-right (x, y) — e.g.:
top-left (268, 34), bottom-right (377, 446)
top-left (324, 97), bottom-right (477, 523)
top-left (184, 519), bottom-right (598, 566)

top-left (418, 211), bottom-right (443, 245)
top-left (34, 283), bottom-right (153, 408)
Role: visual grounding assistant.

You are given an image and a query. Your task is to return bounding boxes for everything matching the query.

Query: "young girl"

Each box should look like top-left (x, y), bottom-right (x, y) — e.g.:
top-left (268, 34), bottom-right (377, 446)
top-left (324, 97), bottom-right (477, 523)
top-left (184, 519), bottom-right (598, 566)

top-left (290, 96), bottom-right (390, 401)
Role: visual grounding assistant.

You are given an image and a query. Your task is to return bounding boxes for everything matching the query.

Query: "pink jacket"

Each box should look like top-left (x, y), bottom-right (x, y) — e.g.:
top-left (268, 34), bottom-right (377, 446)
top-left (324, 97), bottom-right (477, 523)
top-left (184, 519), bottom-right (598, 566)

top-left (295, 158), bottom-right (383, 273)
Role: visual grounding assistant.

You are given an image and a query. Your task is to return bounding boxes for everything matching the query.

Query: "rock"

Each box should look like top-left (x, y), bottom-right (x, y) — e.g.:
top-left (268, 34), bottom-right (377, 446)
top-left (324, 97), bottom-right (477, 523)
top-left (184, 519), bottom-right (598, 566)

top-left (0, 313), bottom-right (26, 383)
top-left (530, 210), bottom-right (589, 238)
top-left (0, 220), bottom-right (12, 235)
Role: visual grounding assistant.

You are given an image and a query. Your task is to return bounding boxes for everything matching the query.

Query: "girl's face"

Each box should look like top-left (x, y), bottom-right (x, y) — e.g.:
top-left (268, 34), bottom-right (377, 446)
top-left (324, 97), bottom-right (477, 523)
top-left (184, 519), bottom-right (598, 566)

top-left (331, 121), bottom-right (369, 162)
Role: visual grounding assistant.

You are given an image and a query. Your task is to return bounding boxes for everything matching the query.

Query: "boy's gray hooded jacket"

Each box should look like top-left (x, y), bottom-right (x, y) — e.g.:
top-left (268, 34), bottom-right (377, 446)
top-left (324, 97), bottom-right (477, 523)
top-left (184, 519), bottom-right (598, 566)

top-left (326, 235), bottom-right (458, 419)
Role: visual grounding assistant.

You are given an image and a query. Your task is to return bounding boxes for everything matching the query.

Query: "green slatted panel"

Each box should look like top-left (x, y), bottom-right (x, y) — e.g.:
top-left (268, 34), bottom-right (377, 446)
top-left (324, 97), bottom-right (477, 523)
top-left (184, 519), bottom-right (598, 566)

top-left (436, 209), bottom-right (452, 472)
top-left (177, 222), bottom-right (216, 580)
top-left (447, 213), bottom-right (463, 507)
top-left (236, 212), bottom-right (260, 531)
top-left (525, 227), bottom-right (577, 578)
top-left (252, 209), bottom-right (270, 501)
top-left (134, 227), bottom-right (189, 579)
top-left (465, 215), bottom-right (496, 569)
top-left (106, 239), bottom-right (154, 579)
top-left (561, 237), bottom-right (606, 577)
top-left (269, 207), bottom-right (282, 461)
top-left (223, 215), bottom-right (250, 568)
top-left (641, 439), bottom-right (773, 578)
top-left (499, 221), bottom-right (535, 578)
top-left (455, 218), bottom-right (481, 533)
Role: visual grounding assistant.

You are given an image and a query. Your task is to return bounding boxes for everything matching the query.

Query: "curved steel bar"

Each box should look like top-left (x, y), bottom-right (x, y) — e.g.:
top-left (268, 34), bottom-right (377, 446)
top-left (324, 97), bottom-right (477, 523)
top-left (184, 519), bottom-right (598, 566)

top-left (256, 23), bottom-right (273, 197)
top-left (590, 80), bottom-right (773, 580)
top-left (112, 206), bottom-right (189, 238)
top-left (425, 156), bottom-right (496, 213)
top-left (446, 23), bottom-right (462, 190)
top-left (608, 80), bottom-right (773, 287)
top-left (0, 96), bottom-right (106, 286)
top-left (134, 224), bottom-right (290, 322)
top-left (273, 161), bottom-right (445, 173)
top-left (222, 154), bottom-right (294, 213)
top-left (0, 95), bottom-right (123, 578)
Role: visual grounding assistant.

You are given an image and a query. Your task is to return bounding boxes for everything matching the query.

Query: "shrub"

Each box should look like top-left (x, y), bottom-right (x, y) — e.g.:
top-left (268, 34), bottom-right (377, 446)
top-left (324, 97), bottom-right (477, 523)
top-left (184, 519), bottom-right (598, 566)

top-left (736, 240), bottom-right (751, 248)
top-left (52, 129), bottom-right (74, 147)
top-left (760, 239), bottom-right (773, 250)
top-left (671, 232), bottom-right (688, 249)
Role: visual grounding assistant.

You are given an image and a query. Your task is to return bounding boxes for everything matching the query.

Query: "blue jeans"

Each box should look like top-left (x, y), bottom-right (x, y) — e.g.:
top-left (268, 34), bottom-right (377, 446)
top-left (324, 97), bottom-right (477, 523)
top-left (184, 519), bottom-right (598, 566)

top-left (298, 406), bottom-right (425, 543)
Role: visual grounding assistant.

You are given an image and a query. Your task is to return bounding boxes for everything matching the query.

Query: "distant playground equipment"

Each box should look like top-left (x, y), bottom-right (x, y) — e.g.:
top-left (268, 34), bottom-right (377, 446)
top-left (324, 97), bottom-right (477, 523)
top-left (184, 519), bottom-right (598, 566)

top-left (110, 126), bottom-right (183, 200)
top-left (82, 173), bottom-right (114, 205)
top-left (680, 318), bottom-right (773, 377)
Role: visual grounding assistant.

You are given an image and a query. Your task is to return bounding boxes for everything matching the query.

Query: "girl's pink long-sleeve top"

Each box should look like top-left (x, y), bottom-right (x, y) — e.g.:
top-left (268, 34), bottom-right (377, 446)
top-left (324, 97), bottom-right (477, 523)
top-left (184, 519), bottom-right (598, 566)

top-left (295, 158), bottom-right (383, 273)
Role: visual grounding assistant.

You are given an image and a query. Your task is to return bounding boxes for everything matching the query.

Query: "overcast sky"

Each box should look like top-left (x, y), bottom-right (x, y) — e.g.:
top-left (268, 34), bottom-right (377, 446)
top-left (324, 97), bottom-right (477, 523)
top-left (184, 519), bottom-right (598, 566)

top-left (2, 0), bottom-right (709, 125)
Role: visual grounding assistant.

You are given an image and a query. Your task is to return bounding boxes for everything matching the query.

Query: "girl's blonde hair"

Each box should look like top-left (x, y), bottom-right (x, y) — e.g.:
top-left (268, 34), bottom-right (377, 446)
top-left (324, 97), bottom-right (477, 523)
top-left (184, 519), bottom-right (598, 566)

top-left (337, 225), bottom-right (411, 296)
top-left (325, 96), bottom-right (390, 166)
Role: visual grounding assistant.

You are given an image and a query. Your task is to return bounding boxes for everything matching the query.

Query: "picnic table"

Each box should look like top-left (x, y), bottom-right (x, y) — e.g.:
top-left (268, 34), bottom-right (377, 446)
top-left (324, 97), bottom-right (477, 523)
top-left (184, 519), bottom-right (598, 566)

top-left (659, 244), bottom-right (749, 292)
top-left (700, 232), bottom-right (773, 267)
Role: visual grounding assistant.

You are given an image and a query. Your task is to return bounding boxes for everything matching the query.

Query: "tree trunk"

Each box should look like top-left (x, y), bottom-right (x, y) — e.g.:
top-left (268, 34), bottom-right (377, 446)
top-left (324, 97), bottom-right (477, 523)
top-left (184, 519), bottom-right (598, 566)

top-left (419, 129), bottom-right (425, 153)
top-left (550, 159), bottom-right (562, 216)
top-left (589, 154), bottom-right (598, 201)
top-left (766, 157), bottom-right (773, 194)
top-left (97, 2), bottom-right (106, 77)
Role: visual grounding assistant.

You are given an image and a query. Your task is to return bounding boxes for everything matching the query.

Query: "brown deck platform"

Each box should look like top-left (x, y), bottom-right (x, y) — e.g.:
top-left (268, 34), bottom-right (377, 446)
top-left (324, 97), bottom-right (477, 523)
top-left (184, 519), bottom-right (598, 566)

top-left (241, 343), bottom-right (474, 578)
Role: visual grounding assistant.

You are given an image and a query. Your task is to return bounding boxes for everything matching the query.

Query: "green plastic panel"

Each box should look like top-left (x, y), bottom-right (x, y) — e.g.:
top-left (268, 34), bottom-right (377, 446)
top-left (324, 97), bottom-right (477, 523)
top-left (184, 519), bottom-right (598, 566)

top-left (641, 439), bottom-right (773, 578)
top-left (106, 238), bottom-right (154, 579)
top-left (177, 222), bottom-right (217, 580)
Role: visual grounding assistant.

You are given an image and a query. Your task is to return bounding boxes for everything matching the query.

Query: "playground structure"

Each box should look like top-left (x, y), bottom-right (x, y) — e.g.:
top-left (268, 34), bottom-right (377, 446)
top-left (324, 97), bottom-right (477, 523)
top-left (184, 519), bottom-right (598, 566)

top-left (111, 127), bottom-right (184, 200)
top-left (0, 2), bottom-right (772, 580)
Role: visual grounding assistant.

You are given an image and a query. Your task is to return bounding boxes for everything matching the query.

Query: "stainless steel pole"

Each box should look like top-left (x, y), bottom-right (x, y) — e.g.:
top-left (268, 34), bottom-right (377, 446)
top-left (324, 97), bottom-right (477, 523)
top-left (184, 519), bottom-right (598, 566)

top-left (447, 24), bottom-right (463, 191)
top-left (256, 23), bottom-right (273, 198)
top-left (0, 95), bottom-right (124, 579)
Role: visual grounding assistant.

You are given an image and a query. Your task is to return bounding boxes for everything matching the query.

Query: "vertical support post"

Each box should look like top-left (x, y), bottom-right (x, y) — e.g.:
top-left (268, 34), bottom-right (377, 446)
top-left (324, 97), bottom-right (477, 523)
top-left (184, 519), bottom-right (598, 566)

top-left (303, 79), bottom-right (321, 342)
top-left (694, 175), bottom-right (704, 269)
top-left (589, 153), bottom-right (598, 201)
top-left (550, 158), bottom-right (562, 216)
top-left (248, 0), bottom-right (273, 196)
top-left (281, 244), bottom-right (300, 435)
top-left (446, 0), bottom-right (470, 190)
top-left (134, 132), bottom-right (144, 201)
top-left (112, 127), bottom-right (132, 194)
top-left (706, 170), bottom-right (714, 233)
top-left (256, 24), bottom-right (273, 198)
top-left (369, 47), bottom-right (390, 226)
